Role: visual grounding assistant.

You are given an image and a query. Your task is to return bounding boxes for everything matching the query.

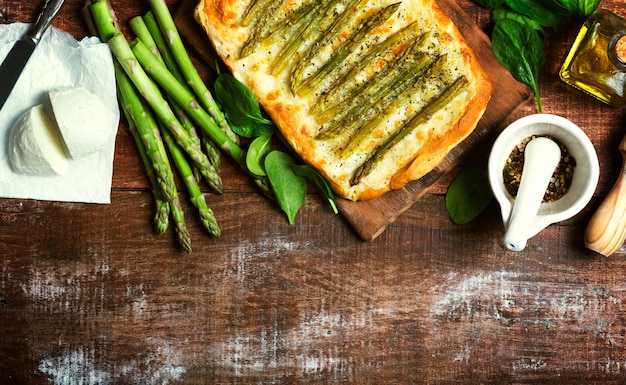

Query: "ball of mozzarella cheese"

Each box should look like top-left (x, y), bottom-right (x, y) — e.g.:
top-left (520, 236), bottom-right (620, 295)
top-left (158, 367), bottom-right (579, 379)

top-left (49, 86), bottom-right (116, 159)
top-left (8, 104), bottom-right (69, 176)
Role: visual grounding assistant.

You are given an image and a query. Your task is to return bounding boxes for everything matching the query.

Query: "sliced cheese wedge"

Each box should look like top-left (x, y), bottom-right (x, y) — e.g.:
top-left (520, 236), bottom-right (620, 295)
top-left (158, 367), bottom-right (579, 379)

top-left (49, 86), bottom-right (116, 159)
top-left (9, 104), bottom-right (69, 176)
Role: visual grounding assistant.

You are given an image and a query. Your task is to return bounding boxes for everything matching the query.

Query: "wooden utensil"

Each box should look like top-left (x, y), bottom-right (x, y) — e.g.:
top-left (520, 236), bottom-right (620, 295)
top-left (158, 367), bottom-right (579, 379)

top-left (585, 133), bottom-right (626, 256)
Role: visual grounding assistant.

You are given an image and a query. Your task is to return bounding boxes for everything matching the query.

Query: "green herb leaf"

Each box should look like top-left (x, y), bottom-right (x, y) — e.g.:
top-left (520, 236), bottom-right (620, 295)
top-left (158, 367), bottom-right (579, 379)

top-left (558, 0), bottom-right (602, 17)
top-left (492, 6), bottom-right (545, 36)
top-left (265, 151), bottom-right (307, 224)
top-left (229, 119), bottom-right (275, 138)
top-left (214, 73), bottom-right (274, 135)
top-left (292, 164), bottom-right (339, 214)
top-left (492, 18), bottom-right (545, 112)
top-left (503, 0), bottom-right (570, 27)
top-left (246, 134), bottom-right (273, 176)
top-left (445, 167), bottom-right (494, 225)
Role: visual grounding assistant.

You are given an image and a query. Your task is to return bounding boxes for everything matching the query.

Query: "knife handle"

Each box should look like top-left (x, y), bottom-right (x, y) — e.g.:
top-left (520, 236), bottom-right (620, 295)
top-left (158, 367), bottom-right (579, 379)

top-left (584, 135), bottom-right (626, 256)
top-left (27, 0), bottom-right (66, 43)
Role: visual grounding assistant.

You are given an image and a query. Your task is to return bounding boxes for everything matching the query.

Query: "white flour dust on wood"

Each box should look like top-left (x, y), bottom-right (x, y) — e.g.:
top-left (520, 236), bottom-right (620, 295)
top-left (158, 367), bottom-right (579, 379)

top-left (225, 236), bottom-right (303, 283)
top-left (215, 237), bottom-right (383, 379)
top-left (429, 270), bottom-right (626, 372)
top-left (38, 338), bottom-right (187, 385)
top-left (217, 308), bottom-right (379, 380)
top-left (15, 260), bottom-right (188, 384)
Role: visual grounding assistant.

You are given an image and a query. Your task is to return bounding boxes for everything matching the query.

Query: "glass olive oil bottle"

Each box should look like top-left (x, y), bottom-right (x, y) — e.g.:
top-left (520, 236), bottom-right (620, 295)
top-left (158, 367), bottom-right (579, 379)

top-left (560, 9), bottom-right (626, 107)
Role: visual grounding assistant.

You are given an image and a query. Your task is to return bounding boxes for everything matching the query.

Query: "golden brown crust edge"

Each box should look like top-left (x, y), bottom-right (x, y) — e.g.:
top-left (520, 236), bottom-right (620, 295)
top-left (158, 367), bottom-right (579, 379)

top-left (194, 0), bottom-right (239, 65)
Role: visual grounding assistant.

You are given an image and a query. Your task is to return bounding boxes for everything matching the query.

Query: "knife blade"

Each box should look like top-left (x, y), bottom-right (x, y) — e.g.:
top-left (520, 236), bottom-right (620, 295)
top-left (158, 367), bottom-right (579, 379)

top-left (0, 0), bottom-right (66, 112)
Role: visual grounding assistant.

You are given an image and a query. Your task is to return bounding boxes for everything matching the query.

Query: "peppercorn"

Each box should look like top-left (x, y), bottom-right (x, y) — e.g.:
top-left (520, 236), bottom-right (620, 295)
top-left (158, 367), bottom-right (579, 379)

top-left (502, 135), bottom-right (576, 203)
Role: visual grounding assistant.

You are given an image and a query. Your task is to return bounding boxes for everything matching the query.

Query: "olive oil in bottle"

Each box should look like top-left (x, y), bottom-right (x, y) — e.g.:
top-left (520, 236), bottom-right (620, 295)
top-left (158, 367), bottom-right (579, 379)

top-left (560, 9), bottom-right (626, 107)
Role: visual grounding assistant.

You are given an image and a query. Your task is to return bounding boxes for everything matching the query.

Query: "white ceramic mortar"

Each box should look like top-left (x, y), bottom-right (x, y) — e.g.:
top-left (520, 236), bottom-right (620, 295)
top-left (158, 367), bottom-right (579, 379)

top-left (488, 114), bottom-right (600, 251)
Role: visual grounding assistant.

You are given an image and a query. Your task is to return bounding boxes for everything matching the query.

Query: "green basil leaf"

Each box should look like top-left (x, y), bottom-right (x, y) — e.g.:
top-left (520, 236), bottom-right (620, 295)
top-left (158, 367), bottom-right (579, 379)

top-left (492, 18), bottom-right (545, 112)
top-left (246, 134), bottom-right (273, 176)
top-left (504, 0), bottom-right (570, 27)
top-left (445, 167), bottom-right (494, 225)
top-left (292, 164), bottom-right (339, 214)
top-left (265, 151), bottom-right (307, 224)
top-left (558, 0), bottom-right (602, 17)
top-left (229, 119), bottom-right (275, 138)
top-left (214, 73), bottom-right (274, 127)
top-left (492, 6), bottom-right (545, 36)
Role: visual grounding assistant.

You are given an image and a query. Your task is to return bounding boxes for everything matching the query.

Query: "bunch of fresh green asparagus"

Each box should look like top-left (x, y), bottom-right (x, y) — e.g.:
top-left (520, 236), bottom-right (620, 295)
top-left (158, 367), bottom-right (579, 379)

top-left (82, 0), bottom-right (337, 252)
top-left (84, 0), bottom-right (234, 252)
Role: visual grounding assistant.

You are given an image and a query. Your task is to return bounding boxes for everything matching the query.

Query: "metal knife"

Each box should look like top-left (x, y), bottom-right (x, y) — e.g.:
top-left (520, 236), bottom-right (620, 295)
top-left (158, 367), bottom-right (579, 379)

top-left (0, 0), bottom-right (66, 112)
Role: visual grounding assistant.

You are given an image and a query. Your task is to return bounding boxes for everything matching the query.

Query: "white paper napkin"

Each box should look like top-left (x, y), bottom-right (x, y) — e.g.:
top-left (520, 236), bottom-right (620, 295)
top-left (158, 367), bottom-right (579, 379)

top-left (0, 23), bottom-right (119, 204)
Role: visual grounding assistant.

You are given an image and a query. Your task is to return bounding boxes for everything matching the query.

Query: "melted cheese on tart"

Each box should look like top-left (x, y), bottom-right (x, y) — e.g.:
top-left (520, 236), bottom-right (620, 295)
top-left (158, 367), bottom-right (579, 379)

top-left (195, 0), bottom-right (492, 201)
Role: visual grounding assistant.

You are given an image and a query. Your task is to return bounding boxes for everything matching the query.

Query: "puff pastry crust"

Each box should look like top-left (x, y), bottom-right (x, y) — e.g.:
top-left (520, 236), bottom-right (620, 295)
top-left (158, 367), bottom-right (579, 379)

top-left (195, 0), bottom-right (492, 200)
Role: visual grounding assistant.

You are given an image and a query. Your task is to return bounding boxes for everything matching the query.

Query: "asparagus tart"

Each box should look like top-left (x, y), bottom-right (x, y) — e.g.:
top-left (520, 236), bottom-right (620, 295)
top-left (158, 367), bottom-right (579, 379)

top-left (195, 0), bottom-right (492, 201)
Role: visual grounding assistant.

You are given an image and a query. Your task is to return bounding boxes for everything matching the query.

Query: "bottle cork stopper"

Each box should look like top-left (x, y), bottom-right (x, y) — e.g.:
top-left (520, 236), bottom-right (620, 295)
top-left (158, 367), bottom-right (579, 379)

top-left (617, 35), bottom-right (626, 64)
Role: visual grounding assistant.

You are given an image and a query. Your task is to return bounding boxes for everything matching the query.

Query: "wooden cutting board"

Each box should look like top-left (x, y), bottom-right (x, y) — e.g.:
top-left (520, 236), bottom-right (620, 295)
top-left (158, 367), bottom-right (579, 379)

top-left (174, 0), bottom-right (531, 241)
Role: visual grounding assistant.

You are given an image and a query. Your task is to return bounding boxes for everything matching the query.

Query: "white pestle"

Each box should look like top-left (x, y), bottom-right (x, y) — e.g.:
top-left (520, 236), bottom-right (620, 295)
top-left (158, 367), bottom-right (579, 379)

top-left (504, 137), bottom-right (562, 251)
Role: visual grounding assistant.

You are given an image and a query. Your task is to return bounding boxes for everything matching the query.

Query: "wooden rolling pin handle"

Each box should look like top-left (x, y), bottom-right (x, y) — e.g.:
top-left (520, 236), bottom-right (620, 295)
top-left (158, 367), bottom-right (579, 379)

top-left (585, 139), bottom-right (626, 256)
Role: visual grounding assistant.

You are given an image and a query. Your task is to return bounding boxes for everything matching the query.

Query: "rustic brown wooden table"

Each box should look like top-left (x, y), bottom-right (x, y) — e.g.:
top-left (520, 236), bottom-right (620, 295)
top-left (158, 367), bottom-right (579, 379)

top-left (2, 0), bottom-right (626, 383)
